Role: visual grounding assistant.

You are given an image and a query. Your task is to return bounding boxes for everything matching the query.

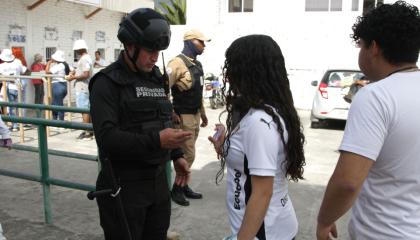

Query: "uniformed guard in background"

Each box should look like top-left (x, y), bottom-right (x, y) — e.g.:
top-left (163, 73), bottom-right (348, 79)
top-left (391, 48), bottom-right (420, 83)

top-left (89, 8), bottom-right (192, 240)
top-left (167, 29), bottom-right (210, 206)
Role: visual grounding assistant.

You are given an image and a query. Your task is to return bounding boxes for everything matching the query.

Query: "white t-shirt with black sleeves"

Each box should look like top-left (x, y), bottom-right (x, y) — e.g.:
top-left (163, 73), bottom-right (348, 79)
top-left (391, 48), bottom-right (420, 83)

top-left (339, 71), bottom-right (420, 239)
top-left (225, 107), bottom-right (298, 240)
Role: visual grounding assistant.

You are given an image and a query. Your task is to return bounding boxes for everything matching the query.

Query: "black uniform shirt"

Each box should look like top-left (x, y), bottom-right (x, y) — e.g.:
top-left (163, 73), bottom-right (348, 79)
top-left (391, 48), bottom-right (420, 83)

top-left (89, 53), bottom-right (182, 170)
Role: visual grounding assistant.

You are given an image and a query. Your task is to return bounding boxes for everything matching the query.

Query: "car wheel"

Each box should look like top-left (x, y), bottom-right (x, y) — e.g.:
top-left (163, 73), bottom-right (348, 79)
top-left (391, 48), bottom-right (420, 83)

top-left (310, 121), bottom-right (321, 129)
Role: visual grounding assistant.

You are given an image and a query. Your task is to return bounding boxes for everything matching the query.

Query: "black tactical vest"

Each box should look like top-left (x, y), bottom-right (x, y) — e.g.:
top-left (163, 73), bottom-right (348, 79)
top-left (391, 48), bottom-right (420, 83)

top-left (92, 61), bottom-right (173, 167)
top-left (171, 54), bottom-right (204, 114)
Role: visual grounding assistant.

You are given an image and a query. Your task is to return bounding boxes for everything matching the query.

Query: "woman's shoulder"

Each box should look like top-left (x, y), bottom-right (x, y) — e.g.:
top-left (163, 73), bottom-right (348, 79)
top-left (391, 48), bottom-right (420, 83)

top-left (246, 108), bottom-right (277, 122)
top-left (241, 108), bottom-right (275, 129)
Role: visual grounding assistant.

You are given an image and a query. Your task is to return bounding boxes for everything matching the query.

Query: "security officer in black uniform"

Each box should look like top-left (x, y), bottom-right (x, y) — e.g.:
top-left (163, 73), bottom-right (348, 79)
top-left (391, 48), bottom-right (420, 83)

top-left (89, 8), bottom-right (192, 240)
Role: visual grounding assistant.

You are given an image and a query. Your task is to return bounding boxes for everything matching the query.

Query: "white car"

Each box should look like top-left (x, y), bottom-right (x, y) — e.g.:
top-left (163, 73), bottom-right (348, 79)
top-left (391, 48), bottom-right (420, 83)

top-left (310, 69), bottom-right (363, 128)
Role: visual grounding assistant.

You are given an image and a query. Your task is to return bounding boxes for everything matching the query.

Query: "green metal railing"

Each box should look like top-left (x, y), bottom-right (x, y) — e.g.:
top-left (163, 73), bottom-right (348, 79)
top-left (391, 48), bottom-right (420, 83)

top-left (0, 102), bottom-right (94, 224)
top-left (0, 102), bottom-right (172, 224)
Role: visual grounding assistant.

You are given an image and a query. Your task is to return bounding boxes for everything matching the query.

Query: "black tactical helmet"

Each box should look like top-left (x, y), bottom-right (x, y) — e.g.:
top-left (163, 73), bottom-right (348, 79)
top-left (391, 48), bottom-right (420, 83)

top-left (118, 8), bottom-right (171, 51)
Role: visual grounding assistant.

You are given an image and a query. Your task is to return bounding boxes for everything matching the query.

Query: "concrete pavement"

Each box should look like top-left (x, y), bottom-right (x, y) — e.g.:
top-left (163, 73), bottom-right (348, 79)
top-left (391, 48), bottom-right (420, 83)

top-left (0, 106), bottom-right (350, 240)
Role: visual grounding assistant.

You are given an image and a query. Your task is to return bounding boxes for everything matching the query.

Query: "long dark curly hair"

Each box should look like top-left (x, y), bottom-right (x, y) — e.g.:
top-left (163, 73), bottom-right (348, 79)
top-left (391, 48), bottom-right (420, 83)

top-left (216, 34), bottom-right (305, 184)
top-left (351, 1), bottom-right (420, 64)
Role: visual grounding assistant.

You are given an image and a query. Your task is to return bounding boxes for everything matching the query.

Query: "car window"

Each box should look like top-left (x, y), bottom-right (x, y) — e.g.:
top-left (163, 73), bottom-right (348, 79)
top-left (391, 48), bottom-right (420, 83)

top-left (326, 71), bottom-right (361, 88)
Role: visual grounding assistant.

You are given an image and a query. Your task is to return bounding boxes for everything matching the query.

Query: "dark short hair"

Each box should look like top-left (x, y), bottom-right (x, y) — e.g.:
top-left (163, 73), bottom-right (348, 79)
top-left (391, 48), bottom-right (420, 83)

top-left (351, 1), bottom-right (420, 64)
top-left (95, 50), bottom-right (100, 55)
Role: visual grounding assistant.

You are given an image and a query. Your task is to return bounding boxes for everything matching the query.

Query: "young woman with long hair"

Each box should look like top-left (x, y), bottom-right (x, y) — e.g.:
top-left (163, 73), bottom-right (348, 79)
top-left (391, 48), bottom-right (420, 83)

top-left (209, 34), bottom-right (305, 240)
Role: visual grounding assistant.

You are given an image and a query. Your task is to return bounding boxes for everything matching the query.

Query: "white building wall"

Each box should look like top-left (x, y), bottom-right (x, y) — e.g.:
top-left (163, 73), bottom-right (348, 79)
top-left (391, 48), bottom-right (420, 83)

top-left (180, 0), bottom-right (363, 74)
top-left (4, 0), bottom-right (415, 108)
top-left (100, 0), bottom-right (154, 12)
top-left (161, 0), bottom-right (419, 109)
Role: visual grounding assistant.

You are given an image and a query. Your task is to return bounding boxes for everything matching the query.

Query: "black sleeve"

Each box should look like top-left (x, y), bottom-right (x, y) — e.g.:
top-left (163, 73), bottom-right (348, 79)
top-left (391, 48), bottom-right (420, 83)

top-left (170, 148), bottom-right (184, 161)
top-left (90, 74), bottom-right (161, 158)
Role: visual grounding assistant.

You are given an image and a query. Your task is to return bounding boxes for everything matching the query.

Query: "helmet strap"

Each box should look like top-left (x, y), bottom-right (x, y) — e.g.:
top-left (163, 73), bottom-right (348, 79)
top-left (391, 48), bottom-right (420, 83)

top-left (123, 44), bottom-right (142, 73)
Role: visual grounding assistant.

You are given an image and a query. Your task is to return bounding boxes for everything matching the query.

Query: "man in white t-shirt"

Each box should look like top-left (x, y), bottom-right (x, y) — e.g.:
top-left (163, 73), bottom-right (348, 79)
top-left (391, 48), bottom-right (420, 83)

top-left (66, 39), bottom-right (93, 140)
top-left (317, 2), bottom-right (420, 240)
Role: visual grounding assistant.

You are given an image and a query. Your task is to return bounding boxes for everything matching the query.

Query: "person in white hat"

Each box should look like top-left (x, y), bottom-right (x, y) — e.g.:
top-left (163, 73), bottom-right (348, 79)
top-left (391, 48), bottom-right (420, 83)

top-left (46, 50), bottom-right (71, 121)
top-left (167, 29), bottom-right (211, 206)
top-left (0, 49), bottom-right (28, 131)
top-left (66, 39), bottom-right (93, 139)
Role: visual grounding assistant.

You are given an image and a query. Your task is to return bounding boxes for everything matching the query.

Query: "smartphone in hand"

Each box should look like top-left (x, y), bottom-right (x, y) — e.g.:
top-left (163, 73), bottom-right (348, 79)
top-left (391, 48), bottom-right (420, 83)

top-left (213, 127), bottom-right (223, 141)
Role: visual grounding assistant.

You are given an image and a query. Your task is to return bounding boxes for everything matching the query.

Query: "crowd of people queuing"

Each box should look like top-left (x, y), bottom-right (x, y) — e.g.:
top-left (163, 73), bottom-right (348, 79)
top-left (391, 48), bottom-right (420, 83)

top-left (1, 1), bottom-right (419, 239)
top-left (0, 39), bottom-right (104, 139)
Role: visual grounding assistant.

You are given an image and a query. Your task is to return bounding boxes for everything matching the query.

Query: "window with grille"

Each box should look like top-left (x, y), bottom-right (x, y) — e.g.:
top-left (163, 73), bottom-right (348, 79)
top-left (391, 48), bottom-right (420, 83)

top-left (229, 0), bottom-right (253, 12)
top-left (305, 0), bottom-right (344, 11)
top-left (46, 47), bottom-right (56, 62)
top-left (306, 0), bottom-right (329, 11)
top-left (330, 0), bottom-right (342, 11)
top-left (243, 0), bottom-right (253, 12)
top-left (352, 0), bottom-right (359, 11)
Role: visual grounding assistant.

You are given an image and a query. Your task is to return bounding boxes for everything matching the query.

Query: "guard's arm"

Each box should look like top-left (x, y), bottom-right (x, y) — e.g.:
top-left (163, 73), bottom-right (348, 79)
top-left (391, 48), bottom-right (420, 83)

top-left (168, 58), bottom-right (192, 91)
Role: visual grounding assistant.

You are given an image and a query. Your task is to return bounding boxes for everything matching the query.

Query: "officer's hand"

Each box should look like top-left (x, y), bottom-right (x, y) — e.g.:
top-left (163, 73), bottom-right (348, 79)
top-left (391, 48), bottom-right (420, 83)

top-left (173, 157), bottom-right (190, 186)
top-left (159, 128), bottom-right (192, 149)
top-left (200, 114), bottom-right (208, 127)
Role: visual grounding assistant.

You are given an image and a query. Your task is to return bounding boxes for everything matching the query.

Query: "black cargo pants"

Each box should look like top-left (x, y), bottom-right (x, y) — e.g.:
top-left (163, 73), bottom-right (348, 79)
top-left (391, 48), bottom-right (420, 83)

top-left (96, 164), bottom-right (170, 240)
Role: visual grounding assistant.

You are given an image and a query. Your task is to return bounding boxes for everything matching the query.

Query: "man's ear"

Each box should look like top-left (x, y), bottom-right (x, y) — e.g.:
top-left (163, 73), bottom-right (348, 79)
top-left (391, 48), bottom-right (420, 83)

top-left (370, 40), bottom-right (382, 57)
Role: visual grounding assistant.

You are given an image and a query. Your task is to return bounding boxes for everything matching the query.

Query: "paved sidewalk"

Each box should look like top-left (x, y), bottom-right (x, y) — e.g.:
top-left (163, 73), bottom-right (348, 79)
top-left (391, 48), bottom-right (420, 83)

top-left (0, 108), bottom-right (350, 240)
